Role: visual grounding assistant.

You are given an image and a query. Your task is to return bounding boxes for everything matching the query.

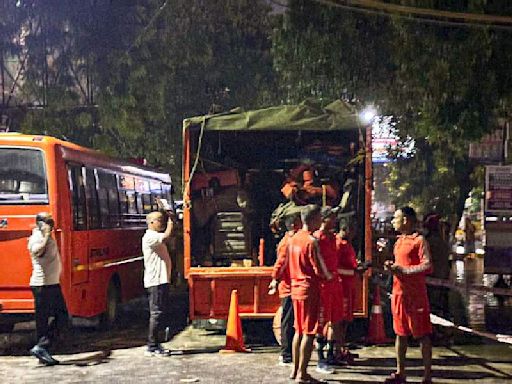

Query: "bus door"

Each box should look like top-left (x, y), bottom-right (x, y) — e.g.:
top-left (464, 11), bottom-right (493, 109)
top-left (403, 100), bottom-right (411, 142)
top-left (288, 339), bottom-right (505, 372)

top-left (68, 164), bottom-right (89, 284)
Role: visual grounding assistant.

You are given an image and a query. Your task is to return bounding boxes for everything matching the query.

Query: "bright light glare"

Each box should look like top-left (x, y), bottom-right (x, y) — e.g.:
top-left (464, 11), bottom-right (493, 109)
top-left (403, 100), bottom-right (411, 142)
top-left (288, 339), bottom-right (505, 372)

top-left (359, 106), bottom-right (377, 125)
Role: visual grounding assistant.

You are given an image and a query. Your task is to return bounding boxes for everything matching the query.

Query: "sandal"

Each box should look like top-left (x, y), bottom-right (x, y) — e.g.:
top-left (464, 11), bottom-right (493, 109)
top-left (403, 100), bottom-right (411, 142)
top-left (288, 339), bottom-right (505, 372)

top-left (383, 372), bottom-right (407, 384)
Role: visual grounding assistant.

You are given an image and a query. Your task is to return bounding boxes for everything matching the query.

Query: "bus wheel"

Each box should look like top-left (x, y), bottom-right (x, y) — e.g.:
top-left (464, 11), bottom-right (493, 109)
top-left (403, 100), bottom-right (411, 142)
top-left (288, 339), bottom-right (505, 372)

top-left (0, 323), bottom-right (15, 333)
top-left (100, 280), bottom-right (120, 329)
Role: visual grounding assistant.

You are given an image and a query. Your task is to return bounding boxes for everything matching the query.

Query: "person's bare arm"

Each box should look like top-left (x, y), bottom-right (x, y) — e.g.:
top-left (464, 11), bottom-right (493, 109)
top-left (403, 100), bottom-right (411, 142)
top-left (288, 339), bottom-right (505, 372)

top-left (161, 217), bottom-right (175, 242)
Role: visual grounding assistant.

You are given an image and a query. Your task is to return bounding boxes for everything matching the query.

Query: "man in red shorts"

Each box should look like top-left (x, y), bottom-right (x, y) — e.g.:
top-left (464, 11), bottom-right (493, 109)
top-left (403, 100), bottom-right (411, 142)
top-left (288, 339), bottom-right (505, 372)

top-left (269, 214), bottom-right (302, 366)
top-left (336, 223), bottom-right (360, 364)
top-left (288, 204), bottom-right (332, 384)
top-left (384, 206), bottom-right (433, 384)
top-left (313, 207), bottom-right (343, 374)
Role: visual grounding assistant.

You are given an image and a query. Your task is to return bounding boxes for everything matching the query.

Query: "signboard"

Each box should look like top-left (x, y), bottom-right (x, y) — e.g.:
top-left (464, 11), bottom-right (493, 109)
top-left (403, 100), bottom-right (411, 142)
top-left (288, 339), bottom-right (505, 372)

top-left (484, 165), bottom-right (512, 274)
top-left (485, 165), bottom-right (512, 212)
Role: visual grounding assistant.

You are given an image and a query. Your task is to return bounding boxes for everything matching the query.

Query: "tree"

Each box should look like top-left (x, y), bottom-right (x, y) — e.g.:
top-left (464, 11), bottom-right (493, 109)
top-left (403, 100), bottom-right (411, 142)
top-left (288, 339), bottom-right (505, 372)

top-left (2, 0), bottom-right (276, 191)
top-left (272, 0), bottom-right (512, 219)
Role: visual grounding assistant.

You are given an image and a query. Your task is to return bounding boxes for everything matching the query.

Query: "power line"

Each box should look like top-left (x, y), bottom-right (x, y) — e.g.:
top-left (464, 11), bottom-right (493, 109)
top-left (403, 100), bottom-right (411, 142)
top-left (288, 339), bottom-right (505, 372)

top-left (126, 0), bottom-right (169, 54)
top-left (313, 0), bottom-right (512, 31)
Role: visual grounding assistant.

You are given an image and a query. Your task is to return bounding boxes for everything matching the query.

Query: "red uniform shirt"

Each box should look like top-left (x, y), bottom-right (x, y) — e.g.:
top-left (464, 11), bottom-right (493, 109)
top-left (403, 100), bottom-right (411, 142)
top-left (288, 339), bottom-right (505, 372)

top-left (313, 230), bottom-right (339, 274)
top-left (271, 231), bottom-right (293, 298)
top-left (392, 233), bottom-right (432, 297)
top-left (337, 237), bottom-right (358, 271)
top-left (288, 229), bottom-right (323, 300)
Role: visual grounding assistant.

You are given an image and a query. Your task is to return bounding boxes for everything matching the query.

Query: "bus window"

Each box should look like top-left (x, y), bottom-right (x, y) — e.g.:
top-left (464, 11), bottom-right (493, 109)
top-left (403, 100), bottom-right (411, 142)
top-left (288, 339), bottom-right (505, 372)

top-left (97, 171), bottom-right (120, 228)
top-left (0, 148), bottom-right (48, 204)
top-left (162, 183), bottom-right (174, 210)
top-left (150, 181), bottom-right (162, 210)
top-left (84, 168), bottom-right (101, 229)
top-left (68, 164), bottom-right (87, 230)
top-left (141, 192), bottom-right (152, 213)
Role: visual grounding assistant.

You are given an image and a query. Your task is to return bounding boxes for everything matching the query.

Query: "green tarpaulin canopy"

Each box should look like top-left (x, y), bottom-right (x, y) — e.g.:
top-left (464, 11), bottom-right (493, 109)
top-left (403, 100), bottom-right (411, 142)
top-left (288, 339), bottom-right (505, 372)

top-left (183, 99), bottom-right (361, 132)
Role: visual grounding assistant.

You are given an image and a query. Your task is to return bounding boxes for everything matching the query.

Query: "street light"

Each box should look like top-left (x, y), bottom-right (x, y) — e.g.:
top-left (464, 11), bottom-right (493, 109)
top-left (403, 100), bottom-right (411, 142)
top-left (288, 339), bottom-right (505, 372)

top-left (359, 105), bottom-right (377, 125)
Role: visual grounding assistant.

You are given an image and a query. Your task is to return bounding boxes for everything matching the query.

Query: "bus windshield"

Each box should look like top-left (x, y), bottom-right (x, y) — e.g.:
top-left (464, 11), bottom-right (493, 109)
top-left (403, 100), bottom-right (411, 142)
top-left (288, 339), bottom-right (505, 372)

top-left (0, 147), bottom-right (48, 204)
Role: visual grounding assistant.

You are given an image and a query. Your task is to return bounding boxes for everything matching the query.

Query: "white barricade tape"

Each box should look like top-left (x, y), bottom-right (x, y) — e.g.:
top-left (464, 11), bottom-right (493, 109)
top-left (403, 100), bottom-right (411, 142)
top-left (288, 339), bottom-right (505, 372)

top-left (430, 313), bottom-right (512, 345)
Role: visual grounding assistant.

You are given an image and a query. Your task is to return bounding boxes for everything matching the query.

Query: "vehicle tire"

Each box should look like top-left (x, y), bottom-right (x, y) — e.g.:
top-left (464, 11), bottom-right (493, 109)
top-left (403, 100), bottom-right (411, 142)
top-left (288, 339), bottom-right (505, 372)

top-left (0, 323), bottom-right (15, 333)
top-left (272, 306), bottom-right (282, 346)
top-left (99, 280), bottom-right (120, 329)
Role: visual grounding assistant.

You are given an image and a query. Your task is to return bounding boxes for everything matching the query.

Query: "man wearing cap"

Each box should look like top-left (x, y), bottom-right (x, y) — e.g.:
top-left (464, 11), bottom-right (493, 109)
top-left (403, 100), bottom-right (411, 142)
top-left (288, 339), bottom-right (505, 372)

top-left (28, 212), bottom-right (68, 366)
top-left (313, 206), bottom-right (343, 374)
top-left (385, 206), bottom-right (433, 384)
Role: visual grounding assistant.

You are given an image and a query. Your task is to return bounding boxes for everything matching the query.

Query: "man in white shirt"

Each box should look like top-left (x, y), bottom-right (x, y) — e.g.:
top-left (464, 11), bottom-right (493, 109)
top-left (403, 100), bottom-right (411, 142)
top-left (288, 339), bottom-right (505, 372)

top-left (142, 210), bottom-right (175, 356)
top-left (28, 212), bottom-right (67, 366)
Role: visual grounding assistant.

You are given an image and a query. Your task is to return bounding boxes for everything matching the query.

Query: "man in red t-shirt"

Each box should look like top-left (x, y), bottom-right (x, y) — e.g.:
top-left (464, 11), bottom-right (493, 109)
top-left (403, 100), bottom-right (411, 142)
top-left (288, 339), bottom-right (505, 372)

top-left (269, 214), bottom-right (302, 365)
top-left (336, 224), bottom-right (361, 364)
top-left (313, 207), bottom-right (343, 374)
top-left (288, 204), bottom-right (332, 383)
top-left (384, 207), bottom-right (433, 384)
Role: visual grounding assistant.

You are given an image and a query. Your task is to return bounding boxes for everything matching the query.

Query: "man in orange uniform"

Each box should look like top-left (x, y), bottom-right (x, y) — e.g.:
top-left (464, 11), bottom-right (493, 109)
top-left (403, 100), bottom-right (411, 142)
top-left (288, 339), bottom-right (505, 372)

top-left (313, 207), bottom-right (343, 374)
top-left (336, 224), bottom-right (360, 364)
top-left (288, 204), bottom-right (332, 384)
top-left (269, 214), bottom-right (302, 365)
top-left (385, 207), bottom-right (433, 384)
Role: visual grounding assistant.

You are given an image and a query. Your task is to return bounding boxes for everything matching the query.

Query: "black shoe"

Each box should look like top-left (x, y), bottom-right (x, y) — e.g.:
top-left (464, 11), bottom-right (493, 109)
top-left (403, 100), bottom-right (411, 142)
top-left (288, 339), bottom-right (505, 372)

top-left (30, 345), bottom-right (59, 366)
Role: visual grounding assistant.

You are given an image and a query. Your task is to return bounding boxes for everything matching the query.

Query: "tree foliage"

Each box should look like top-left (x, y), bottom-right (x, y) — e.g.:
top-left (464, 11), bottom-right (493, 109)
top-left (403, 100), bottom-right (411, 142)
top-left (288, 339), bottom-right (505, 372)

top-left (272, 0), bottom-right (512, 218)
top-left (2, 0), bottom-right (275, 189)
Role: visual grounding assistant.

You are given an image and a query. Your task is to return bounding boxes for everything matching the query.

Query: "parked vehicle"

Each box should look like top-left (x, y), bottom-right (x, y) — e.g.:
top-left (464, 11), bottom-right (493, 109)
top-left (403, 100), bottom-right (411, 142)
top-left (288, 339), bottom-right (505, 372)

top-left (182, 100), bottom-right (373, 321)
top-left (0, 133), bottom-right (174, 331)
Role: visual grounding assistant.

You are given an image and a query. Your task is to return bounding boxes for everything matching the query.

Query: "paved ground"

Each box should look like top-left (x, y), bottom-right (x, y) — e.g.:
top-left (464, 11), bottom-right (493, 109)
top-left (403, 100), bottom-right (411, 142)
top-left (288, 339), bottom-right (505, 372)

top-left (1, 291), bottom-right (511, 384)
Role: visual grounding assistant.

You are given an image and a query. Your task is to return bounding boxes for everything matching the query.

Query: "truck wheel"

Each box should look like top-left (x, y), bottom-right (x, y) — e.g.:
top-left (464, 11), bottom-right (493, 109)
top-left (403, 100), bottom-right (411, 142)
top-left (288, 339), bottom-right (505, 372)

top-left (100, 280), bottom-right (120, 329)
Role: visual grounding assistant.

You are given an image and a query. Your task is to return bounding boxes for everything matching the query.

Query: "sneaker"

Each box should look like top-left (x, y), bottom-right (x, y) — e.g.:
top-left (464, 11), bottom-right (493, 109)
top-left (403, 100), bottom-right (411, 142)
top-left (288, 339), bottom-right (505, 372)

top-left (315, 360), bottom-right (335, 374)
top-left (278, 355), bottom-right (292, 366)
top-left (144, 345), bottom-right (171, 357)
top-left (30, 345), bottom-right (59, 366)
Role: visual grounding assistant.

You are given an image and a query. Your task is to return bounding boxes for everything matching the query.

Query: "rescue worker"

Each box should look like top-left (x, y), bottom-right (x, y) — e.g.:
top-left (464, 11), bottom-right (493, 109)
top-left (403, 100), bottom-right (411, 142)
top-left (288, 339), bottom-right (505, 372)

top-left (28, 212), bottom-right (68, 366)
top-left (288, 205), bottom-right (332, 384)
top-left (385, 207), bottom-right (433, 384)
top-left (143, 209), bottom-right (175, 356)
top-left (269, 214), bottom-right (302, 366)
top-left (313, 207), bottom-right (344, 374)
top-left (336, 224), bottom-right (360, 364)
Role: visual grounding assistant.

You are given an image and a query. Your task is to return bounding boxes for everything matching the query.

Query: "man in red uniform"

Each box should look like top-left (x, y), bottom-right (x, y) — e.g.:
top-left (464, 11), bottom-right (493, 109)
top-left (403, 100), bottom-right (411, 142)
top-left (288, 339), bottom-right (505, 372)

top-left (385, 206), bottom-right (433, 384)
top-left (288, 204), bottom-right (332, 384)
top-left (336, 224), bottom-right (360, 364)
top-left (313, 207), bottom-right (343, 374)
top-left (269, 214), bottom-right (302, 365)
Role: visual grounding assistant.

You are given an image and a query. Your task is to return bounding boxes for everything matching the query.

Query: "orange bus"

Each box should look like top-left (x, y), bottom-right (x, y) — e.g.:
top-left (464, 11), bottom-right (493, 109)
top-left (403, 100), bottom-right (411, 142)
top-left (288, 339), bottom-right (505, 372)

top-left (0, 133), bottom-right (174, 331)
top-left (182, 100), bottom-right (372, 322)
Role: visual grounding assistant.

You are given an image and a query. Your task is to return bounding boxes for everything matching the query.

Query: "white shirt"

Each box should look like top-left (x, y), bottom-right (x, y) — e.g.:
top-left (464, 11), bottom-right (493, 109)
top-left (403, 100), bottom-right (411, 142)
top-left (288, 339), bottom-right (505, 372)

top-left (142, 229), bottom-right (172, 288)
top-left (28, 228), bottom-right (62, 286)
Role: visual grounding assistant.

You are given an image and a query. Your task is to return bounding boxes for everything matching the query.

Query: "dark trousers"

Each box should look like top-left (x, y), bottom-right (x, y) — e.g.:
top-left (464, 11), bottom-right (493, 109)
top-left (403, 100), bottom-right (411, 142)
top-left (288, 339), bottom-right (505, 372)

top-left (280, 296), bottom-right (294, 360)
top-left (31, 284), bottom-right (68, 350)
top-left (147, 283), bottom-right (170, 349)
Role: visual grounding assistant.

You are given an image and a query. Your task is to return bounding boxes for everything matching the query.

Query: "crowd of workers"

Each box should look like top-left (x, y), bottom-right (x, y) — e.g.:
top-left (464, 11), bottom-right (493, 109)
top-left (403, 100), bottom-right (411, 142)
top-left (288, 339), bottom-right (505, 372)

top-left (26, 200), bottom-right (434, 384)
top-left (269, 205), bottom-right (434, 384)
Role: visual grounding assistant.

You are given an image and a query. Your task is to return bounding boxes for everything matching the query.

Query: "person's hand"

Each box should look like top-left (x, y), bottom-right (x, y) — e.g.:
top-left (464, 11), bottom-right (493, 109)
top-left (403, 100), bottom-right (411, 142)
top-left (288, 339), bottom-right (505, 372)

top-left (388, 263), bottom-right (402, 275)
top-left (41, 223), bottom-right (52, 236)
top-left (268, 279), bottom-right (278, 295)
top-left (383, 260), bottom-right (394, 271)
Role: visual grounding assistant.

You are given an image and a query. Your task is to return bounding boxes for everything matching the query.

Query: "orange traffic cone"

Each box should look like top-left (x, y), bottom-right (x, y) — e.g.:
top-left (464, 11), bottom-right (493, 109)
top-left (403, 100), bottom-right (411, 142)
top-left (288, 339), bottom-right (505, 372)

top-left (220, 290), bottom-right (251, 353)
top-left (366, 284), bottom-right (392, 345)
